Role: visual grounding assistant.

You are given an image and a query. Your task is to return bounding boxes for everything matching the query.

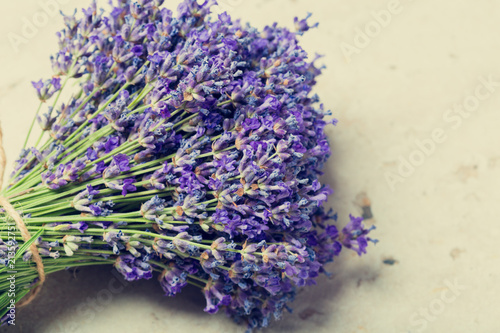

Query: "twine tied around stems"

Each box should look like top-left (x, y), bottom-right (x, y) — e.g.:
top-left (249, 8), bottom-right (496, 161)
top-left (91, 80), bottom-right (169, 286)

top-left (0, 124), bottom-right (45, 307)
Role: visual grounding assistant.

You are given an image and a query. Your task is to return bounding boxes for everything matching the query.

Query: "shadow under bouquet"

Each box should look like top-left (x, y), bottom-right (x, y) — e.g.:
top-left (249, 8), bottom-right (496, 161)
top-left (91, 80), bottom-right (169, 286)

top-left (0, 0), bottom-right (375, 331)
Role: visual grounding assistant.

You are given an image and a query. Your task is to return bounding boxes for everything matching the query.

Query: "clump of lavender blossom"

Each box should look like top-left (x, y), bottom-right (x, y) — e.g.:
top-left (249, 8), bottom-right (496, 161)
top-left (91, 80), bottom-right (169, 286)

top-left (0, 0), bottom-right (376, 331)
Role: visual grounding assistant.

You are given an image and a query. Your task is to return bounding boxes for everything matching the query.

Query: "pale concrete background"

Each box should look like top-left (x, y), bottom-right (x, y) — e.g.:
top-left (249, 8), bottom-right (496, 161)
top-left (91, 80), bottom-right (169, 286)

top-left (1, 0), bottom-right (499, 332)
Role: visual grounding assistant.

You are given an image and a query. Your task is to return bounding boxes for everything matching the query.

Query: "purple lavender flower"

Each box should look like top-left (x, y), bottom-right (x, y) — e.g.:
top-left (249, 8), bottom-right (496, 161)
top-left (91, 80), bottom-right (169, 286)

top-left (2, 1), bottom-right (377, 331)
top-left (340, 215), bottom-right (376, 256)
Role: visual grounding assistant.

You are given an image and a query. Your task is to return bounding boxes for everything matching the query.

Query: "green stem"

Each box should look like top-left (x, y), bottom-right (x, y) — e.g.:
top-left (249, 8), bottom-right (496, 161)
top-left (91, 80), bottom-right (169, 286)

top-left (22, 102), bottom-right (43, 150)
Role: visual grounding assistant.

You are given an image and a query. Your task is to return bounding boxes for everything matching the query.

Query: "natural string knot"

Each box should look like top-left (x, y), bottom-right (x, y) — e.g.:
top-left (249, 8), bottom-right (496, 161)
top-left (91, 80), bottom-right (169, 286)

top-left (0, 124), bottom-right (45, 307)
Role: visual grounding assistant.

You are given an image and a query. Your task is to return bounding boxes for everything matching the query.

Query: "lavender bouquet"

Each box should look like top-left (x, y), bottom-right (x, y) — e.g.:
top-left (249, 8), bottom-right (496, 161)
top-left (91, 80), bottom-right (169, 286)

top-left (0, 0), bottom-right (375, 330)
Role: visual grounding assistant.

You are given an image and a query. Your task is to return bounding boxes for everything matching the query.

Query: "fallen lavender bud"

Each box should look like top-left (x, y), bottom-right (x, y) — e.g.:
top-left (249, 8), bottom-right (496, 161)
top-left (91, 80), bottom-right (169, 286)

top-left (0, 0), bottom-right (376, 331)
